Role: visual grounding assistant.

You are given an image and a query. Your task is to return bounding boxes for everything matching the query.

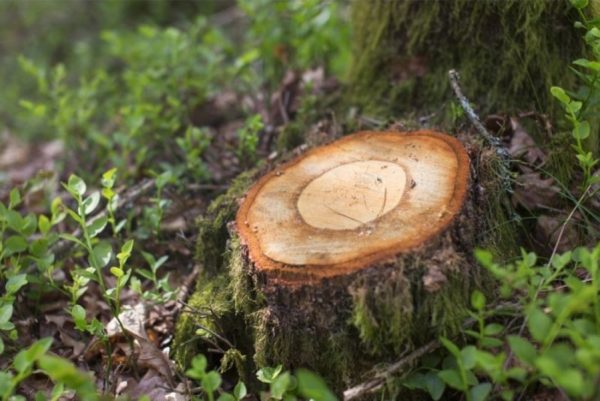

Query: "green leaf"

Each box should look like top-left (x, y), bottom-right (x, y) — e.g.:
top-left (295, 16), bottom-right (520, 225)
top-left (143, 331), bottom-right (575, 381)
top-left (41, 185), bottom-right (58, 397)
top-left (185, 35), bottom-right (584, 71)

top-left (5, 209), bottom-right (24, 233)
top-left (60, 233), bottom-right (86, 248)
top-left (295, 369), bottom-right (337, 401)
top-left (0, 371), bottom-right (12, 397)
top-left (5, 235), bottom-right (28, 255)
top-left (110, 267), bottom-right (124, 278)
top-left (101, 168), bottom-right (117, 188)
top-left (573, 57), bottom-right (600, 71)
top-left (555, 369), bottom-right (585, 396)
top-left (440, 337), bottom-right (461, 358)
top-left (527, 307), bottom-right (552, 343)
top-left (38, 215), bottom-right (51, 235)
top-left (570, 0), bottom-right (589, 9)
top-left (461, 346), bottom-right (477, 370)
top-left (438, 369), bottom-right (465, 391)
top-left (82, 192), bottom-right (100, 215)
top-left (121, 239), bottom-right (134, 256)
top-left (14, 337), bottom-right (52, 373)
top-left (86, 216), bottom-right (107, 238)
top-left (71, 305), bottom-right (87, 330)
top-left (567, 100), bottom-right (582, 113)
top-left (6, 274), bottom-right (28, 294)
top-left (91, 242), bottom-right (112, 268)
top-left (9, 188), bottom-right (21, 209)
top-left (0, 305), bottom-right (13, 324)
top-left (425, 373), bottom-right (445, 400)
top-left (474, 248), bottom-right (494, 268)
top-left (508, 336), bottom-right (537, 365)
top-left (38, 354), bottom-right (97, 399)
top-left (271, 372), bottom-right (292, 399)
top-left (67, 175), bottom-right (87, 197)
top-left (233, 381), bottom-right (247, 401)
top-left (550, 86), bottom-right (571, 104)
top-left (470, 290), bottom-right (486, 311)
top-left (483, 323), bottom-right (503, 336)
top-left (573, 121), bottom-right (591, 140)
top-left (257, 365), bottom-right (283, 383)
top-left (0, 337), bottom-right (4, 355)
top-left (551, 251), bottom-right (571, 270)
top-left (65, 208), bottom-right (84, 225)
top-left (201, 371), bottom-right (222, 393)
top-left (186, 355), bottom-right (207, 380)
top-left (470, 382), bottom-right (492, 401)
top-left (217, 394), bottom-right (236, 401)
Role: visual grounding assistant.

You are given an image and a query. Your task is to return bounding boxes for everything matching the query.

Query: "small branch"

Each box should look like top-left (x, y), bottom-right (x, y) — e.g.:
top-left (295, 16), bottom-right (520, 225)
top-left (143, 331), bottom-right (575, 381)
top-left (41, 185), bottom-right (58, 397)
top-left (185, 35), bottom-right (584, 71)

top-left (448, 69), bottom-right (512, 191)
top-left (343, 339), bottom-right (439, 401)
top-left (343, 302), bottom-right (521, 401)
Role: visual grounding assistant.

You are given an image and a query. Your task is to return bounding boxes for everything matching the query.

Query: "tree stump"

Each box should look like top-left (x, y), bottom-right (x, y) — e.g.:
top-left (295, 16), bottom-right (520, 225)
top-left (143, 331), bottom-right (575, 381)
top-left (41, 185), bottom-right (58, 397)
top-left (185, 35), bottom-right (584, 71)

top-left (227, 130), bottom-right (491, 389)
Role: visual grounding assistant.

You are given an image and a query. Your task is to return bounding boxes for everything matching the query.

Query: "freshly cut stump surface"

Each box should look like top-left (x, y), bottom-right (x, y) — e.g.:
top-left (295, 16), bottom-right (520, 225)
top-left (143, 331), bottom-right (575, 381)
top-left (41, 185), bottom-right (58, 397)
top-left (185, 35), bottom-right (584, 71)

top-left (236, 130), bottom-right (470, 283)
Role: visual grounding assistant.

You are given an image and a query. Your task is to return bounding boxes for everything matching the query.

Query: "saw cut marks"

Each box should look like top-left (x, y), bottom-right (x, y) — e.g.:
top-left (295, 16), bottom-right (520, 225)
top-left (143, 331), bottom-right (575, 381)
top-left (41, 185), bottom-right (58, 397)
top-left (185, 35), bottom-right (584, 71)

top-left (297, 160), bottom-right (406, 230)
top-left (236, 130), bottom-right (470, 282)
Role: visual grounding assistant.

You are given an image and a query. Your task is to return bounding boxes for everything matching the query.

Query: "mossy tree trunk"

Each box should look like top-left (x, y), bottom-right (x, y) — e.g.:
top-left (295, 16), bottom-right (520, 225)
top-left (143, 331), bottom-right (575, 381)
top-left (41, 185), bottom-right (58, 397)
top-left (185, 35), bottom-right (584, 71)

top-left (348, 0), bottom-right (585, 118)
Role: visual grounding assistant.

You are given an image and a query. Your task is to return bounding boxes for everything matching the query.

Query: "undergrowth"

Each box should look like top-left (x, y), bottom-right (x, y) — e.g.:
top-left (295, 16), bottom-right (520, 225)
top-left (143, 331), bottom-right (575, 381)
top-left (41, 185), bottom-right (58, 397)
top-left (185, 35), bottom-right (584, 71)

top-left (1, 0), bottom-right (599, 400)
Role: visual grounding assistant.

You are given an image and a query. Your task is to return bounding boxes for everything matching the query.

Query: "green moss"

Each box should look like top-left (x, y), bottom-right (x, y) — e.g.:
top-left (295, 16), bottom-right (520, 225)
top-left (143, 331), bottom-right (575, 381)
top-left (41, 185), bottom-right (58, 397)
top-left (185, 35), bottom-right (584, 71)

top-left (349, 0), bottom-right (584, 118)
top-left (174, 171), bottom-right (257, 369)
top-left (195, 170), bottom-right (257, 276)
top-left (349, 252), bottom-right (475, 357)
top-left (172, 273), bottom-right (233, 368)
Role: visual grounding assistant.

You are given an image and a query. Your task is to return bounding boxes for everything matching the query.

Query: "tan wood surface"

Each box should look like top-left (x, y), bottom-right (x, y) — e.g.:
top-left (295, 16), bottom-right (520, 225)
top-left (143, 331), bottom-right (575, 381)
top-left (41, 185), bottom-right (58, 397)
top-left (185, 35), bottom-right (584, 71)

top-left (236, 130), bottom-right (470, 282)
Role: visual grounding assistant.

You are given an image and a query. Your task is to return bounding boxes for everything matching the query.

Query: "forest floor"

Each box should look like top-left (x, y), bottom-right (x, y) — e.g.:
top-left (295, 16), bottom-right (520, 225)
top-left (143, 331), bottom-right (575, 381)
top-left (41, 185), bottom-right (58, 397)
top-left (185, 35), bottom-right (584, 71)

top-left (1, 1), bottom-right (598, 401)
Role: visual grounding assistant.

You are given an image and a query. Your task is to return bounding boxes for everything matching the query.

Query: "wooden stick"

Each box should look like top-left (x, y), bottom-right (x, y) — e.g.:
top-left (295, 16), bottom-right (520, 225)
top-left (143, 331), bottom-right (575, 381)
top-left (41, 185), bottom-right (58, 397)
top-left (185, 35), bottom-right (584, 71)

top-left (448, 69), bottom-right (512, 192)
top-left (343, 339), bottom-right (439, 401)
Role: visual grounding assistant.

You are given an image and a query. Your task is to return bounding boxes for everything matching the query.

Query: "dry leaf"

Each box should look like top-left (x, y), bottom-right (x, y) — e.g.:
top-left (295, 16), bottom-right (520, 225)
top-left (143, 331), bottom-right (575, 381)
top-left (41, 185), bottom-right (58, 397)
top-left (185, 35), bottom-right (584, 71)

top-left (535, 214), bottom-right (580, 253)
top-left (512, 172), bottom-right (560, 211)
top-left (508, 117), bottom-right (546, 165)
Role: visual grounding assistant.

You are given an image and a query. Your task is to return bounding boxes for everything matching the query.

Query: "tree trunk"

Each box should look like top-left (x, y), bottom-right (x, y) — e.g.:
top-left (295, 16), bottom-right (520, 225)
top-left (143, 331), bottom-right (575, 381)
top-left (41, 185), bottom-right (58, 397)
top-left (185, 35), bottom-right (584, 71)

top-left (348, 0), bottom-right (584, 117)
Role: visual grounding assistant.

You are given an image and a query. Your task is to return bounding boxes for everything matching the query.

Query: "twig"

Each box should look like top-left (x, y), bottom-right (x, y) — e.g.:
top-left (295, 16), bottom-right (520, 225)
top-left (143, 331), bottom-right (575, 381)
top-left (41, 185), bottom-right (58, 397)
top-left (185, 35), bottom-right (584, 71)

top-left (343, 339), bottom-right (439, 401)
top-left (343, 302), bottom-right (521, 401)
top-left (447, 69), bottom-right (512, 192)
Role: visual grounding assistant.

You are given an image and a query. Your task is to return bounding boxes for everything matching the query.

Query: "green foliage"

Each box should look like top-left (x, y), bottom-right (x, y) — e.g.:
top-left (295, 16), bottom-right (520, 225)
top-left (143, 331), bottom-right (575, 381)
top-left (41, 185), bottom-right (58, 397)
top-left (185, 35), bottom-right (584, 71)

top-left (550, 0), bottom-right (600, 189)
top-left (186, 354), bottom-right (335, 401)
top-left (405, 245), bottom-right (600, 401)
top-left (0, 338), bottom-right (97, 401)
top-left (237, 0), bottom-right (350, 87)
top-left (0, 170), bottom-right (175, 398)
top-left (237, 114), bottom-right (264, 166)
top-left (18, 17), bottom-right (228, 179)
top-left (255, 364), bottom-right (337, 401)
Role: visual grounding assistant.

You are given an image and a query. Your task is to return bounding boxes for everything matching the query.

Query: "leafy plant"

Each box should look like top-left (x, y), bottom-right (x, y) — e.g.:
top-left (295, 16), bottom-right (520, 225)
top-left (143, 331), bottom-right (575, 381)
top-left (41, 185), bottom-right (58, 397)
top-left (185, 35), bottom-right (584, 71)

top-left (0, 338), bottom-right (97, 401)
top-left (237, 114), bottom-right (264, 166)
top-left (406, 245), bottom-right (600, 401)
top-left (550, 0), bottom-right (600, 189)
